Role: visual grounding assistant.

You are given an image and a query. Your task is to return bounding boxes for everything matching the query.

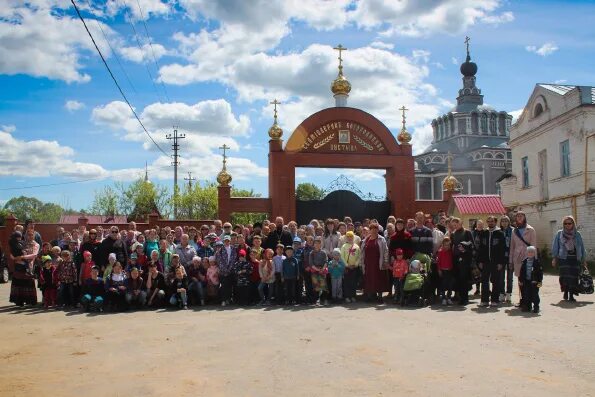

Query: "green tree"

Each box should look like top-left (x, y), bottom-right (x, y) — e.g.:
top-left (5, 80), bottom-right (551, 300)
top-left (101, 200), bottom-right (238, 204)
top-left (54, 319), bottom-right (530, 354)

top-left (174, 181), bottom-right (218, 220)
top-left (89, 185), bottom-right (120, 216)
top-left (117, 179), bottom-right (171, 220)
top-left (0, 208), bottom-right (10, 226)
top-left (296, 182), bottom-right (325, 201)
top-left (230, 188), bottom-right (267, 225)
top-left (36, 202), bottom-right (64, 223)
top-left (3, 196), bottom-right (44, 220)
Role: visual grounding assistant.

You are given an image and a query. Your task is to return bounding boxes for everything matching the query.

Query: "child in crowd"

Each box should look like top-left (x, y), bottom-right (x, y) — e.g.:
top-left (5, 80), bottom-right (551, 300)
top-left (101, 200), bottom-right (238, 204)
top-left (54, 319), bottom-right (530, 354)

top-left (125, 267), bottom-right (146, 308)
top-left (57, 250), bottom-right (77, 308)
top-left (206, 256), bottom-right (220, 303)
top-left (301, 235), bottom-right (315, 304)
top-left (169, 267), bottom-right (189, 309)
top-left (249, 249), bottom-right (261, 304)
top-left (292, 237), bottom-right (304, 304)
top-left (148, 250), bottom-right (163, 274)
top-left (436, 237), bottom-right (454, 305)
top-left (134, 243), bottom-right (148, 270)
top-left (340, 231), bottom-right (360, 303)
top-left (282, 246), bottom-right (299, 304)
top-left (272, 243), bottom-right (286, 304)
top-left (39, 255), bottom-right (58, 309)
top-left (103, 253), bottom-right (117, 280)
top-left (519, 246), bottom-right (543, 314)
top-left (391, 248), bottom-right (408, 304)
top-left (234, 249), bottom-right (252, 306)
top-left (51, 246), bottom-right (62, 267)
top-left (81, 266), bottom-right (104, 312)
top-left (309, 237), bottom-right (329, 305)
top-left (127, 253), bottom-right (139, 275)
top-left (146, 262), bottom-right (167, 308)
top-left (79, 251), bottom-right (95, 286)
top-left (105, 261), bottom-right (127, 311)
top-left (328, 248), bottom-right (345, 302)
top-left (187, 256), bottom-right (206, 306)
top-left (258, 248), bottom-right (275, 305)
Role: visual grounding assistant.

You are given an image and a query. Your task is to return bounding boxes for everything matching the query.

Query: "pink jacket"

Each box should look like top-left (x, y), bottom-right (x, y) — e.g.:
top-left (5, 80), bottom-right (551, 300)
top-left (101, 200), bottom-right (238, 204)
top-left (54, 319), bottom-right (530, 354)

top-left (509, 225), bottom-right (537, 277)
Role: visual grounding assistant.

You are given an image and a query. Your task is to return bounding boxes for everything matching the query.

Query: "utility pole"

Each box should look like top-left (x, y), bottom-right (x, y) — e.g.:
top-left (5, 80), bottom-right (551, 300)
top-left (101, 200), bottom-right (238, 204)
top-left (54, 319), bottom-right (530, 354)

top-left (183, 171), bottom-right (196, 219)
top-left (166, 127), bottom-right (185, 219)
top-left (184, 171), bottom-right (195, 189)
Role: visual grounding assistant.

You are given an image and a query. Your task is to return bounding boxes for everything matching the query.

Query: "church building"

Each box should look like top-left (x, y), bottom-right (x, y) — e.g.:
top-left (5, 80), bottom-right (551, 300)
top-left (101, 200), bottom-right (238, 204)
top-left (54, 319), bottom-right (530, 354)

top-left (415, 40), bottom-right (513, 200)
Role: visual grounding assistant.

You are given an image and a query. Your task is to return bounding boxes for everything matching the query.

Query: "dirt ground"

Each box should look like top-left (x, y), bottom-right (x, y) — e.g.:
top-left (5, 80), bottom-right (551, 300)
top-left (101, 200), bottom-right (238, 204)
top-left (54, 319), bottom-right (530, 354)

top-left (0, 275), bottom-right (594, 397)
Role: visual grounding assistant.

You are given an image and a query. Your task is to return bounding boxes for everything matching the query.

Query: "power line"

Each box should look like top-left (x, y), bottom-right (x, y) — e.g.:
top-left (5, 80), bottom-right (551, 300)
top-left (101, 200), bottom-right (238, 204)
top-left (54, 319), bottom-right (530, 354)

top-left (84, 0), bottom-right (137, 95)
top-left (119, 0), bottom-right (165, 104)
top-left (0, 165), bottom-right (172, 191)
top-left (70, 0), bottom-right (169, 156)
top-left (166, 127), bottom-right (185, 219)
top-left (134, 0), bottom-right (171, 103)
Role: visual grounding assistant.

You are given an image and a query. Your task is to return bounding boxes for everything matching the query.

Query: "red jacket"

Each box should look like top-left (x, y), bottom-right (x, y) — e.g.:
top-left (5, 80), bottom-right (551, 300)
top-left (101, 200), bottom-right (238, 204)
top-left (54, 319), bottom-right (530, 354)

top-left (392, 259), bottom-right (409, 279)
top-left (436, 248), bottom-right (453, 271)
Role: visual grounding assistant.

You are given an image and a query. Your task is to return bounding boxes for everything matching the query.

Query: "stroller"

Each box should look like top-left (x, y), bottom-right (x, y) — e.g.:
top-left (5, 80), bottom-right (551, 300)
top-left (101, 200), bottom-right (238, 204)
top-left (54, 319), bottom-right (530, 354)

top-left (402, 260), bottom-right (427, 306)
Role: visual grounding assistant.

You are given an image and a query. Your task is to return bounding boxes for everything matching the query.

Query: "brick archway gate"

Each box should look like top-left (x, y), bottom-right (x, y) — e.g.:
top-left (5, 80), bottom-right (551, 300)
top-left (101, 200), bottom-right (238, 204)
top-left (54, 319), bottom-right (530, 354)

top-left (269, 107), bottom-right (415, 222)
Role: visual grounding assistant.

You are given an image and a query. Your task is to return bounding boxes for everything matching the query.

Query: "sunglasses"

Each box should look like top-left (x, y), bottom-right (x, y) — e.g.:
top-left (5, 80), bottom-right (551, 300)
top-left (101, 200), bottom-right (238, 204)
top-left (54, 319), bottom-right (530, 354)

top-left (563, 222), bottom-right (573, 225)
top-left (111, 231), bottom-right (119, 234)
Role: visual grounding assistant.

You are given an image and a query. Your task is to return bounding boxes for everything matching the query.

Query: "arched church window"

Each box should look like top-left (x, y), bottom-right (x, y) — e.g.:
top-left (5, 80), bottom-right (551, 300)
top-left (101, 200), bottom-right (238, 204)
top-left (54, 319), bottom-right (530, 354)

top-left (481, 114), bottom-right (488, 134)
top-left (490, 115), bottom-right (497, 135)
top-left (534, 103), bottom-right (543, 117)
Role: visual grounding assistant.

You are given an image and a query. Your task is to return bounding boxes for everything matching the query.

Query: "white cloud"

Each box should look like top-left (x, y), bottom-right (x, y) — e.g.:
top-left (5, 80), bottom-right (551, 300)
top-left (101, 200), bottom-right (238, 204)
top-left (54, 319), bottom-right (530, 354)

top-left (525, 42), bottom-right (558, 57)
top-left (0, 125), bottom-right (109, 179)
top-left (91, 99), bottom-right (250, 155)
top-left (64, 100), bottom-right (85, 112)
top-left (451, 56), bottom-right (459, 65)
top-left (350, 0), bottom-right (512, 37)
top-left (370, 41), bottom-right (394, 50)
top-left (554, 79), bottom-right (567, 84)
top-left (412, 49), bottom-right (431, 63)
top-left (0, 2), bottom-right (116, 83)
top-left (508, 108), bottom-right (524, 123)
top-left (119, 43), bottom-right (168, 63)
top-left (105, 0), bottom-right (171, 20)
top-left (342, 169), bottom-right (385, 182)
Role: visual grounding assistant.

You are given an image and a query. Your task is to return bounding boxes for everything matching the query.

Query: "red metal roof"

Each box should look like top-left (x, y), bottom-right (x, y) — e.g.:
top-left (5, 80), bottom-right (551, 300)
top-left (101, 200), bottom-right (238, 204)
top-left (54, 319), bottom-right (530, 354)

top-left (59, 215), bottom-right (128, 224)
top-left (451, 195), bottom-right (506, 215)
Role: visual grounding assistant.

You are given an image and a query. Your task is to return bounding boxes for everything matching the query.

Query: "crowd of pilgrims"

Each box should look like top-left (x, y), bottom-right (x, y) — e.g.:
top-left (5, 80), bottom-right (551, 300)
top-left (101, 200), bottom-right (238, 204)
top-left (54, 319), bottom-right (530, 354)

top-left (5, 210), bottom-right (588, 314)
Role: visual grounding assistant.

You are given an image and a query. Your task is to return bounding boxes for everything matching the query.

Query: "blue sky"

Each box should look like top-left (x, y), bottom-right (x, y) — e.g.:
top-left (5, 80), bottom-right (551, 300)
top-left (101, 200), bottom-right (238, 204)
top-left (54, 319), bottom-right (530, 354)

top-left (1, 0), bottom-right (594, 212)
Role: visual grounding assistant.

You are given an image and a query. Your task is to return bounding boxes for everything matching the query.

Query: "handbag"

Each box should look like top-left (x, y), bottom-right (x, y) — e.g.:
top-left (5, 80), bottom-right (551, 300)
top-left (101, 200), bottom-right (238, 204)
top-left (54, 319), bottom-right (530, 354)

top-left (578, 269), bottom-right (594, 295)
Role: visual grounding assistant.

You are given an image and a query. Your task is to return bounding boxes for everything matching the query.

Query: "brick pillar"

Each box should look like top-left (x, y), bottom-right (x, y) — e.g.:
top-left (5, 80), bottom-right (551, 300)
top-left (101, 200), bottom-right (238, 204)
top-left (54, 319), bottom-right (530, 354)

top-left (218, 185), bottom-right (231, 223)
top-left (148, 212), bottom-right (159, 229)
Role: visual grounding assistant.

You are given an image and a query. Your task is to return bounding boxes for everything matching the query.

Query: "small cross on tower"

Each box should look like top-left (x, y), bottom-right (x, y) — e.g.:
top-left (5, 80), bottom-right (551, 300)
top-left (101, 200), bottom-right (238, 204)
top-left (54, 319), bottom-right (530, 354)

top-left (333, 44), bottom-right (348, 74)
top-left (270, 99), bottom-right (281, 121)
top-left (465, 36), bottom-right (471, 56)
top-left (399, 105), bottom-right (409, 131)
top-left (219, 144), bottom-right (230, 167)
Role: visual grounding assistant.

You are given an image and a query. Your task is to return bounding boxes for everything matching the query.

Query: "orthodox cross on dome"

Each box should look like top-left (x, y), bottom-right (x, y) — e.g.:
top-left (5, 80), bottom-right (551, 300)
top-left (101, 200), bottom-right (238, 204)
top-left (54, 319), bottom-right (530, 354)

top-left (465, 36), bottom-right (470, 55)
top-left (399, 105), bottom-right (409, 131)
top-left (333, 44), bottom-right (347, 75)
top-left (270, 99), bottom-right (281, 123)
top-left (219, 144), bottom-right (230, 168)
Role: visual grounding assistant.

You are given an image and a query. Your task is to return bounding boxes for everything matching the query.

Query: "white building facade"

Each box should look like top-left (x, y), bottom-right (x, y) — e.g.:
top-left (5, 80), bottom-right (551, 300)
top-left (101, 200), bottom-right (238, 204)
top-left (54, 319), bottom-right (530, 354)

top-left (500, 84), bottom-right (595, 259)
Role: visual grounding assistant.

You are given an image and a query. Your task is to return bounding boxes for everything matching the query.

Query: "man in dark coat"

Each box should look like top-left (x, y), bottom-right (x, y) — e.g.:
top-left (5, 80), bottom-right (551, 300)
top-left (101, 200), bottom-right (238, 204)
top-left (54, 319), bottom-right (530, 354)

top-left (263, 217), bottom-right (293, 250)
top-left (97, 226), bottom-right (128, 272)
top-left (477, 216), bottom-right (506, 307)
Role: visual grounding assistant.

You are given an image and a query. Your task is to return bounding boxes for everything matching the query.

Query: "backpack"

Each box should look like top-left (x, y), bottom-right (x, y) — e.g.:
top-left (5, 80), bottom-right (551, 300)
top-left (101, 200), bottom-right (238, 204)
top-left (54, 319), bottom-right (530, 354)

top-left (578, 269), bottom-right (594, 295)
top-left (403, 273), bottom-right (424, 292)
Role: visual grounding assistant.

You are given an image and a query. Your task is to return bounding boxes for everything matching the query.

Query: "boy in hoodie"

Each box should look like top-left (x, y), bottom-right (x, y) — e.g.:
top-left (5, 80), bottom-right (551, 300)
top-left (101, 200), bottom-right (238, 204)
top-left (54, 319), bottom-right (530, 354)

top-left (282, 246), bottom-right (299, 304)
top-left (519, 246), bottom-right (543, 313)
top-left (328, 248), bottom-right (346, 302)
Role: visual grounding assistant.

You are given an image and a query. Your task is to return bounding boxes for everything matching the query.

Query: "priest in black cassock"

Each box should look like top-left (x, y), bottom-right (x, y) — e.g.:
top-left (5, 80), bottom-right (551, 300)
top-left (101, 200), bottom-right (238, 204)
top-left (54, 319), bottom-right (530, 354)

top-left (263, 216), bottom-right (293, 250)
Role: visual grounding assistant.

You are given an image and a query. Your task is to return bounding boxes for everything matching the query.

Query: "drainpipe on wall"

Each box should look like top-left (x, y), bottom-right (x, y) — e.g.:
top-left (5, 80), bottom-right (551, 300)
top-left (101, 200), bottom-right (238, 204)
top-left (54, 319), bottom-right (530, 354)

top-left (585, 133), bottom-right (595, 194)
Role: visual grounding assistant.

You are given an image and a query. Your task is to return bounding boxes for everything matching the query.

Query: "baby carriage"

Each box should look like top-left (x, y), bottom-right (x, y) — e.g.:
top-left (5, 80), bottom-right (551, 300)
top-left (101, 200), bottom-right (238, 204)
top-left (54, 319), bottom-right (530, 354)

top-left (401, 260), bottom-right (427, 307)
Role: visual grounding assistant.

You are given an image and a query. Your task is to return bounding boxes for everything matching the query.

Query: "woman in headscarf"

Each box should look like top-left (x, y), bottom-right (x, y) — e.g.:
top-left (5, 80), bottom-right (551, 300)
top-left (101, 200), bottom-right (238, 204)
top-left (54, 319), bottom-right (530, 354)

top-left (509, 211), bottom-right (537, 304)
top-left (552, 216), bottom-right (587, 302)
top-left (8, 230), bottom-right (39, 306)
top-left (359, 223), bottom-right (390, 303)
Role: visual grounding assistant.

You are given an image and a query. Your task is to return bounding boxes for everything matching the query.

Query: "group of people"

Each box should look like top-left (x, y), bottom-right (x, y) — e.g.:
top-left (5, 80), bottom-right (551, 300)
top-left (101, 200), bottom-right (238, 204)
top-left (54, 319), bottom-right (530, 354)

top-left (4, 211), bottom-right (589, 314)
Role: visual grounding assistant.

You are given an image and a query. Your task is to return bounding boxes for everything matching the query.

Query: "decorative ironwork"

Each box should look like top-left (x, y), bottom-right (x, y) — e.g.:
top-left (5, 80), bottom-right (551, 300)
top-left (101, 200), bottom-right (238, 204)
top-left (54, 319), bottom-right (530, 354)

top-left (323, 174), bottom-right (386, 201)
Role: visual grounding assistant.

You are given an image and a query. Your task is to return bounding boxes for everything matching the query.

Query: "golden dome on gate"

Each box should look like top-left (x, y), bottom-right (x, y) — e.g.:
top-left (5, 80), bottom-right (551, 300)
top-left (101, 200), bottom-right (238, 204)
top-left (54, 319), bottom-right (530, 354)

top-left (442, 175), bottom-right (460, 192)
top-left (397, 129), bottom-right (412, 144)
top-left (217, 169), bottom-right (232, 187)
top-left (331, 73), bottom-right (351, 96)
top-left (268, 121), bottom-right (283, 140)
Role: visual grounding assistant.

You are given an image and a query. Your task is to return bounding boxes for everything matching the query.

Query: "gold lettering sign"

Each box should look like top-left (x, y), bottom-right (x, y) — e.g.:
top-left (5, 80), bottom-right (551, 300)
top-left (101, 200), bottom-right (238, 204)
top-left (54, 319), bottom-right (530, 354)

top-left (302, 121), bottom-right (386, 153)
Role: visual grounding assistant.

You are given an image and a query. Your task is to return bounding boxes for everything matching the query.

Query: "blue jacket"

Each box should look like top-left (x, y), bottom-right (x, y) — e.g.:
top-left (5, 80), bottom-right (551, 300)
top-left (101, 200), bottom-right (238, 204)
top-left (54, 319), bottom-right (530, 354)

top-left (282, 257), bottom-right (299, 279)
top-left (328, 258), bottom-right (346, 279)
top-left (551, 230), bottom-right (586, 262)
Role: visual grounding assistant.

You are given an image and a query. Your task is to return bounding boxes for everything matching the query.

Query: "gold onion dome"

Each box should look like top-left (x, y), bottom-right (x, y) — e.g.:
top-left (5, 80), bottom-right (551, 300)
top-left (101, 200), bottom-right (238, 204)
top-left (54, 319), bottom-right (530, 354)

top-left (268, 121), bottom-right (283, 140)
top-left (397, 105), bottom-right (412, 144)
top-left (442, 175), bottom-right (459, 192)
top-left (331, 73), bottom-right (351, 96)
top-left (217, 168), bottom-right (232, 187)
